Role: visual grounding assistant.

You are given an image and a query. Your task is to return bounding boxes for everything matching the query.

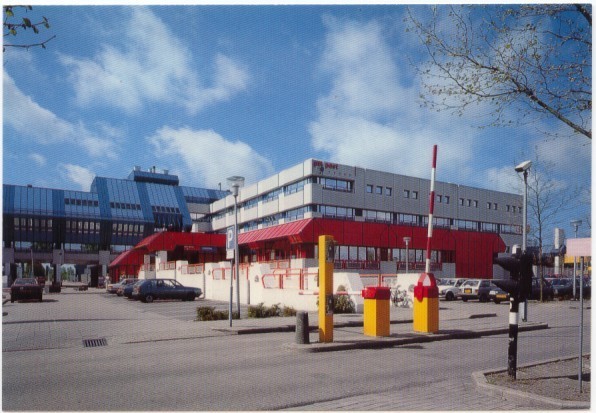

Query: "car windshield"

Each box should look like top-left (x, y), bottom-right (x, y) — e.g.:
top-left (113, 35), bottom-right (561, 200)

top-left (462, 280), bottom-right (479, 287)
top-left (14, 278), bottom-right (36, 285)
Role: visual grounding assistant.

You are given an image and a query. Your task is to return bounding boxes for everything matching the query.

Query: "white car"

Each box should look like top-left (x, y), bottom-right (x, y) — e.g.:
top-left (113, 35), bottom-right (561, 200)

top-left (437, 278), bottom-right (467, 301)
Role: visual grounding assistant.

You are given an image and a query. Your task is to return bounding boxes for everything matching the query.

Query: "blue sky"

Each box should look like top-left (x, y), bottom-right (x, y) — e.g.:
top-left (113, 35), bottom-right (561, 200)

top-left (3, 4), bottom-right (592, 241)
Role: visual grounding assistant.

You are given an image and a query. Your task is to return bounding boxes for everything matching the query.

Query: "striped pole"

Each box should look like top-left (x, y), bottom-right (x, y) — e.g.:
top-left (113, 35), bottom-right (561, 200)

top-left (425, 145), bottom-right (438, 274)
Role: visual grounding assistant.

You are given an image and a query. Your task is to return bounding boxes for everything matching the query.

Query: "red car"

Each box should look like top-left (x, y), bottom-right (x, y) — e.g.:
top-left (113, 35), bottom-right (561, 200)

top-left (11, 278), bottom-right (43, 303)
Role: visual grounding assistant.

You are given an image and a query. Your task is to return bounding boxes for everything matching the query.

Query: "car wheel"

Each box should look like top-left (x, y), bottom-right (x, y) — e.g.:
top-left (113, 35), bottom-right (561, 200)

top-left (445, 291), bottom-right (454, 301)
top-left (187, 293), bottom-right (195, 301)
top-left (462, 297), bottom-right (468, 302)
top-left (144, 294), bottom-right (154, 303)
top-left (494, 299), bottom-right (501, 304)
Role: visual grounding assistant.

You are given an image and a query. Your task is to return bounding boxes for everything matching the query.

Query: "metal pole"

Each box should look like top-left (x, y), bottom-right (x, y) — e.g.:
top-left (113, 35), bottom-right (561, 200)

top-left (508, 296), bottom-right (520, 379)
top-left (235, 193), bottom-right (240, 318)
top-left (579, 256), bottom-right (584, 392)
top-left (572, 225), bottom-right (578, 300)
top-left (522, 170), bottom-right (528, 253)
top-left (405, 239), bottom-right (409, 274)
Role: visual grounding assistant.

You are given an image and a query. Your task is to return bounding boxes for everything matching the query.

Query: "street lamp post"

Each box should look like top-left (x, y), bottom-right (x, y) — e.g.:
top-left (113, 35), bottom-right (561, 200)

top-left (227, 176), bottom-right (245, 325)
top-left (570, 219), bottom-right (584, 393)
top-left (571, 220), bottom-right (582, 300)
top-left (403, 237), bottom-right (411, 274)
top-left (514, 160), bottom-right (532, 253)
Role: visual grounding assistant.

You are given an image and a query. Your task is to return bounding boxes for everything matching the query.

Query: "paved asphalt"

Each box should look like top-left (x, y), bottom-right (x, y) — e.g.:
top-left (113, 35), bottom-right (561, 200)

top-left (2, 287), bottom-right (590, 410)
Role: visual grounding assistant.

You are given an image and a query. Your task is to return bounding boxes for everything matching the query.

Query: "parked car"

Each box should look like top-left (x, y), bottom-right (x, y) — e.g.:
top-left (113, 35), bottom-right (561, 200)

top-left (122, 280), bottom-right (143, 299)
top-left (107, 278), bottom-right (136, 294)
top-left (488, 285), bottom-right (510, 304)
top-left (528, 278), bottom-right (554, 301)
top-left (551, 278), bottom-right (573, 299)
top-left (437, 278), bottom-right (467, 301)
top-left (11, 278), bottom-right (43, 303)
top-left (457, 279), bottom-right (494, 302)
top-left (116, 278), bottom-right (139, 296)
top-left (132, 279), bottom-right (202, 303)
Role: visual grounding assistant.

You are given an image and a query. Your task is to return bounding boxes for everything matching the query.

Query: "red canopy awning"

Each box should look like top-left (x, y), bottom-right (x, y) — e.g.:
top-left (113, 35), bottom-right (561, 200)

top-left (108, 248), bottom-right (145, 269)
top-left (239, 218), bottom-right (314, 245)
top-left (133, 231), bottom-right (226, 253)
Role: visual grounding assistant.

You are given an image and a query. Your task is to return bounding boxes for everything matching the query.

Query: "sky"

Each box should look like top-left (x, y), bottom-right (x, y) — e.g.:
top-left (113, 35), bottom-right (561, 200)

top-left (3, 4), bottom-right (592, 244)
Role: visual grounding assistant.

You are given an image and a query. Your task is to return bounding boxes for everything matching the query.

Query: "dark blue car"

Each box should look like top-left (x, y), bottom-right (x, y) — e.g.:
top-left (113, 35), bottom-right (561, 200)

top-left (132, 279), bottom-right (202, 303)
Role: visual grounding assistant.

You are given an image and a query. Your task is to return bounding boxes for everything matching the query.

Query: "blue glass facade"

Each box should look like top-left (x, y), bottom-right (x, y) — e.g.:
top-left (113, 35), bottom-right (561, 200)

top-left (3, 169), bottom-right (227, 253)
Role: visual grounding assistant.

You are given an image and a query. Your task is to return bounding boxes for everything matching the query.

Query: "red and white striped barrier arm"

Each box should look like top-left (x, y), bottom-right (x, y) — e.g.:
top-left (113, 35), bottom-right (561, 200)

top-left (426, 145), bottom-right (438, 274)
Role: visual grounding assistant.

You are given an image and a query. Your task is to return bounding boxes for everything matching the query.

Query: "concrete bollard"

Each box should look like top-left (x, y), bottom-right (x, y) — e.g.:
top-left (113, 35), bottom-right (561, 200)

top-left (295, 311), bottom-right (310, 344)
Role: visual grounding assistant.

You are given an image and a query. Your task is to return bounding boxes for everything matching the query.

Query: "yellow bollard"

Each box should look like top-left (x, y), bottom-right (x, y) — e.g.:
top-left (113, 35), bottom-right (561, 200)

top-left (413, 273), bottom-right (439, 333)
top-left (362, 286), bottom-right (391, 337)
top-left (318, 235), bottom-right (335, 343)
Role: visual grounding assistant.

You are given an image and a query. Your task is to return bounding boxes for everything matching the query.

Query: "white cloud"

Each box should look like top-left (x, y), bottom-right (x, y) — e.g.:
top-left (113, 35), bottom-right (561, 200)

top-left (60, 7), bottom-right (249, 115)
top-left (309, 17), bottom-right (477, 179)
top-left (28, 153), bottom-right (47, 167)
top-left (147, 126), bottom-right (274, 188)
top-left (4, 71), bottom-right (118, 159)
top-left (59, 164), bottom-right (96, 191)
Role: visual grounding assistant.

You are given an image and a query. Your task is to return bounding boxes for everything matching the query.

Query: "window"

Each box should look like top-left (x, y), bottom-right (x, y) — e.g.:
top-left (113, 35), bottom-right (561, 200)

top-left (459, 198), bottom-right (464, 206)
top-left (404, 190), bottom-right (410, 198)
top-left (375, 186), bottom-right (383, 195)
top-left (473, 200), bottom-right (478, 208)
top-left (412, 191), bottom-right (418, 199)
top-left (366, 184), bottom-right (373, 194)
top-left (487, 202), bottom-right (492, 210)
top-left (385, 187), bottom-right (392, 196)
top-left (444, 196), bottom-right (450, 204)
top-left (436, 194), bottom-right (442, 203)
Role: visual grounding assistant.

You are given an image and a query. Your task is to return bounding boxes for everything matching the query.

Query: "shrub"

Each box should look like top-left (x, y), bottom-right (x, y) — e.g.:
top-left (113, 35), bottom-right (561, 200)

top-left (316, 294), bottom-right (356, 314)
top-left (334, 295), bottom-right (355, 314)
top-left (247, 302), bottom-right (297, 318)
top-left (196, 306), bottom-right (239, 321)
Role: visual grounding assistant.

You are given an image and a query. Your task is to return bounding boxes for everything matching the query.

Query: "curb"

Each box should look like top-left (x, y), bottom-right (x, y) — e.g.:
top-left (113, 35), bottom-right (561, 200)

top-left (473, 354), bottom-right (591, 409)
top-left (211, 313), bottom-right (497, 335)
top-left (282, 322), bottom-right (549, 353)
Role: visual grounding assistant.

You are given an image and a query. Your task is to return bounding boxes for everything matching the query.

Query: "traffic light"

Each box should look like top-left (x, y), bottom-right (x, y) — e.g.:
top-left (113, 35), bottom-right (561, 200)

top-left (494, 252), bottom-right (533, 301)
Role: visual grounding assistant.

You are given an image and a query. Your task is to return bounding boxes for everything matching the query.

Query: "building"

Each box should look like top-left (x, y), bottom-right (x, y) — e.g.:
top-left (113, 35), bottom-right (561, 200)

top-left (3, 159), bottom-right (523, 293)
top-left (208, 159), bottom-right (523, 277)
top-left (2, 167), bottom-right (227, 285)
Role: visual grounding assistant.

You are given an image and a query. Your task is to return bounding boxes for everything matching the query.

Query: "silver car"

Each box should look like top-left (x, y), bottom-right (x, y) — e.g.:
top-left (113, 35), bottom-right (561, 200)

top-left (437, 278), bottom-right (467, 301)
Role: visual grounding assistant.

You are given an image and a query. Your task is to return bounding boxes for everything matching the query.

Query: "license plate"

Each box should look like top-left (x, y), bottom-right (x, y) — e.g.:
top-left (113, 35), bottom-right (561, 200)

top-left (496, 294), bottom-right (507, 299)
top-left (464, 288), bottom-right (472, 294)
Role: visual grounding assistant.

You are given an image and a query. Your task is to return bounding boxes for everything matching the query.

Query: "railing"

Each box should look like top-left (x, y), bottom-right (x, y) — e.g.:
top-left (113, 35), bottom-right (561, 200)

top-left (333, 260), bottom-right (381, 270)
top-left (261, 268), bottom-right (319, 291)
top-left (181, 263), bottom-right (204, 275)
top-left (158, 261), bottom-right (176, 271)
top-left (264, 260), bottom-right (291, 270)
top-left (212, 268), bottom-right (228, 280)
top-left (140, 264), bottom-right (155, 272)
top-left (396, 262), bottom-right (442, 272)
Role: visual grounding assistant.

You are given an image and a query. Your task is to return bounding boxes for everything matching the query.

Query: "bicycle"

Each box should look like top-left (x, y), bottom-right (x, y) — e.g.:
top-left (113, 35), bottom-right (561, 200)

top-left (391, 288), bottom-right (412, 308)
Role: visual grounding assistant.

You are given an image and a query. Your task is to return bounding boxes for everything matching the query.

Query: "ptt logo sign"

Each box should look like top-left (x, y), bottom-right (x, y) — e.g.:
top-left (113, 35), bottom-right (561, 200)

top-left (313, 160), bottom-right (339, 173)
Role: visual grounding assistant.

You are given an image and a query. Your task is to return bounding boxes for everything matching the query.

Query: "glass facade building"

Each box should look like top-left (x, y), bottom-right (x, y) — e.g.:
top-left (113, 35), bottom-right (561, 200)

top-left (3, 167), bottom-right (227, 255)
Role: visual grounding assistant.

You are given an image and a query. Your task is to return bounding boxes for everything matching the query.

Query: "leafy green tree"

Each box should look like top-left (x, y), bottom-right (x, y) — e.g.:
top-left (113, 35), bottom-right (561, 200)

top-left (4, 5), bottom-right (54, 51)
top-left (407, 4), bottom-right (591, 139)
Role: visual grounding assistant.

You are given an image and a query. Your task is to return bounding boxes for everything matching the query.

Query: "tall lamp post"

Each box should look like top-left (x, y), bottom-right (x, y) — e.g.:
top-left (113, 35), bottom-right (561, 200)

top-left (227, 176), bottom-right (245, 325)
top-left (515, 160), bottom-right (532, 316)
top-left (570, 219), bottom-right (584, 392)
top-left (514, 160), bottom-right (532, 253)
top-left (403, 237), bottom-right (411, 274)
top-left (571, 220), bottom-right (582, 300)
